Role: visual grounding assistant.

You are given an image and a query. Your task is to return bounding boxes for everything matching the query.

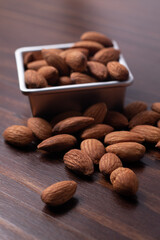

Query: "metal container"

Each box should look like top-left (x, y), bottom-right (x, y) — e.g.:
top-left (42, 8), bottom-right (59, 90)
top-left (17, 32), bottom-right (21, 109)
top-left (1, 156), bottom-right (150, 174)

top-left (15, 41), bottom-right (133, 117)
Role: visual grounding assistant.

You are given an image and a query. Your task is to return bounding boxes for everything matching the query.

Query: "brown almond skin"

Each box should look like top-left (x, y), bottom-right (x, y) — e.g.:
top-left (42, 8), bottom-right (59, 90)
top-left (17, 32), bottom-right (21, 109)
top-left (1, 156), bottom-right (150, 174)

top-left (87, 61), bottom-right (108, 80)
top-left (25, 70), bottom-right (48, 88)
top-left (37, 134), bottom-right (77, 152)
top-left (42, 50), bottom-right (69, 76)
top-left (63, 149), bottom-right (94, 175)
top-left (41, 48), bottom-right (63, 56)
top-left (92, 48), bottom-right (120, 65)
top-left (155, 141), bottom-right (160, 149)
top-left (129, 110), bottom-right (160, 129)
top-left (80, 124), bottom-right (114, 140)
top-left (24, 52), bottom-right (34, 65)
top-left (151, 102), bottom-right (160, 114)
top-left (131, 125), bottom-right (160, 143)
top-left (72, 41), bottom-right (104, 54)
top-left (65, 51), bottom-right (87, 72)
top-left (124, 101), bottom-right (148, 120)
top-left (27, 117), bottom-right (52, 140)
top-left (83, 102), bottom-right (107, 124)
top-left (106, 142), bottom-right (146, 162)
top-left (60, 48), bottom-right (89, 60)
top-left (104, 131), bottom-right (144, 145)
top-left (157, 120), bottom-right (160, 128)
top-left (110, 167), bottom-right (139, 196)
top-left (107, 61), bottom-right (129, 81)
top-left (52, 116), bottom-right (94, 134)
top-left (58, 76), bottom-right (73, 85)
top-left (51, 111), bottom-right (81, 126)
top-left (41, 181), bottom-right (77, 206)
top-left (27, 60), bottom-right (48, 71)
top-left (80, 31), bottom-right (113, 47)
top-left (38, 66), bottom-right (59, 85)
top-left (3, 125), bottom-right (33, 147)
top-left (99, 153), bottom-right (122, 175)
top-left (104, 111), bottom-right (128, 129)
top-left (80, 139), bottom-right (105, 164)
top-left (70, 72), bottom-right (97, 84)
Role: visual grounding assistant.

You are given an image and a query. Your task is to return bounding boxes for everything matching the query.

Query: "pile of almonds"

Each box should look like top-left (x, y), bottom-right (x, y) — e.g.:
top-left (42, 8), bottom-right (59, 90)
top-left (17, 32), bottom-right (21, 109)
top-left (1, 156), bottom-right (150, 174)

top-left (3, 101), bottom-right (160, 206)
top-left (24, 31), bottom-right (129, 88)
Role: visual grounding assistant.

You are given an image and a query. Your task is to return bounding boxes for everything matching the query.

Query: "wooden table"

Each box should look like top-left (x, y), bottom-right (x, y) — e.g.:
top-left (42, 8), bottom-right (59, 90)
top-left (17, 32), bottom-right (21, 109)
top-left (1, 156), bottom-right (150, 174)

top-left (0, 0), bottom-right (160, 239)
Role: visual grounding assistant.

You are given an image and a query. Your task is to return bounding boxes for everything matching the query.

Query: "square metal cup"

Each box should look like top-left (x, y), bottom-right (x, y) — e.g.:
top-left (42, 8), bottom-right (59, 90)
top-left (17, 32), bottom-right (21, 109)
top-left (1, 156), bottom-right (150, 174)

top-left (15, 41), bottom-right (133, 117)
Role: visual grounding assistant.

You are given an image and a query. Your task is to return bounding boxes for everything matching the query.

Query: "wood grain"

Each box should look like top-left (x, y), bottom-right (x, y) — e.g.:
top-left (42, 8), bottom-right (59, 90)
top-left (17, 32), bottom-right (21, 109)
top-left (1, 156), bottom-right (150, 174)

top-left (1, 0), bottom-right (160, 239)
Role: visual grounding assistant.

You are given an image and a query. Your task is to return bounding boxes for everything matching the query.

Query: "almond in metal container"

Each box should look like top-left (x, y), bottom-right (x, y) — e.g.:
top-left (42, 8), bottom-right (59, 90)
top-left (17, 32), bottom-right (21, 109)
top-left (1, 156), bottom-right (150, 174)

top-left (38, 66), bottom-right (59, 85)
top-left (87, 61), bottom-right (108, 81)
top-left (151, 102), bottom-right (160, 114)
top-left (80, 31), bottom-right (113, 47)
top-left (25, 70), bottom-right (48, 88)
top-left (92, 48), bottom-right (120, 65)
top-left (72, 41), bottom-right (104, 54)
top-left (107, 61), bottom-right (129, 81)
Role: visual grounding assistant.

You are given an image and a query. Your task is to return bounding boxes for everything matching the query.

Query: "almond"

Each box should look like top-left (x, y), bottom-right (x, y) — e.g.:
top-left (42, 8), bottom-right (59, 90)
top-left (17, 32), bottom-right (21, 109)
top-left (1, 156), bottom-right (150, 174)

top-left (106, 142), bottom-right (146, 162)
top-left (57, 76), bottom-right (72, 85)
top-left (92, 48), bottom-right (120, 65)
top-left (110, 167), bottom-right (139, 196)
top-left (99, 153), bottom-right (122, 175)
top-left (3, 125), bottom-right (33, 147)
top-left (83, 102), bottom-right (107, 124)
top-left (42, 50), bottom-right (69, 76)
top-left (27, 60), bottom-right (48, 71)
top-left (107, 61), bottom-right (129, 81)
top-left (104, 111), bottom-right (128, 129)
top-left (41, 181), bottom-right (77, 206)
top-left (66, 51), bottom-right (87, 72)
top-left (51, 111), bottom-right (81, 126)
top-left (80, 31), bottom-right (113, 47)
top-left (157, 120), bottom-right (160, 128)
top-left (70, 72), bottom-right (97, 84)
top-left (27, 117), bottom-right (52, 140)
top-left (41, 48), bottom-right (63, 55)
top-left (52, 116), bottom-right (94, 134)
top-left (129, 110), bottom-right (160, 129)
top-left (24, 52), bottom-right (34, 65)
top-left (24, 70), bottom-right (48, 88)
top-left (124, 101), bottom-right (148, 120)
top-left (72, 41), bottom-right (104, 54)
top-left (80, 139), bottom-right (105, 164)
top-left (60, 48), bottom-right (89, 60)
top-left (37, 134), bottom-right (77, 152)
top-left (131, 125), bottom-right (160, 143)
top-left (151, 102), bottom-right (160, 114)
top-left (104, 131), bottom-right (144, 145)
top-left (63, 149), bottom-right (94, 175)
top-left (80, 124), bottom-right (114, 140)
top-left (38, 66), bottom-right (59, 85)
top-left (155, 141), bottom-right (160, 149)
top-left (87, 61), bottom-right (108, 80)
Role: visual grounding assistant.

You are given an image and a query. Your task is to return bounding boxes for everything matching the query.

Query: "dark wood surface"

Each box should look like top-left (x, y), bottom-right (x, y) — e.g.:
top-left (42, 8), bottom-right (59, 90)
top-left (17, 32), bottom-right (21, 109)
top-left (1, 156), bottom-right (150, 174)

top-left (0, 0), bottom-right (160, 239)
